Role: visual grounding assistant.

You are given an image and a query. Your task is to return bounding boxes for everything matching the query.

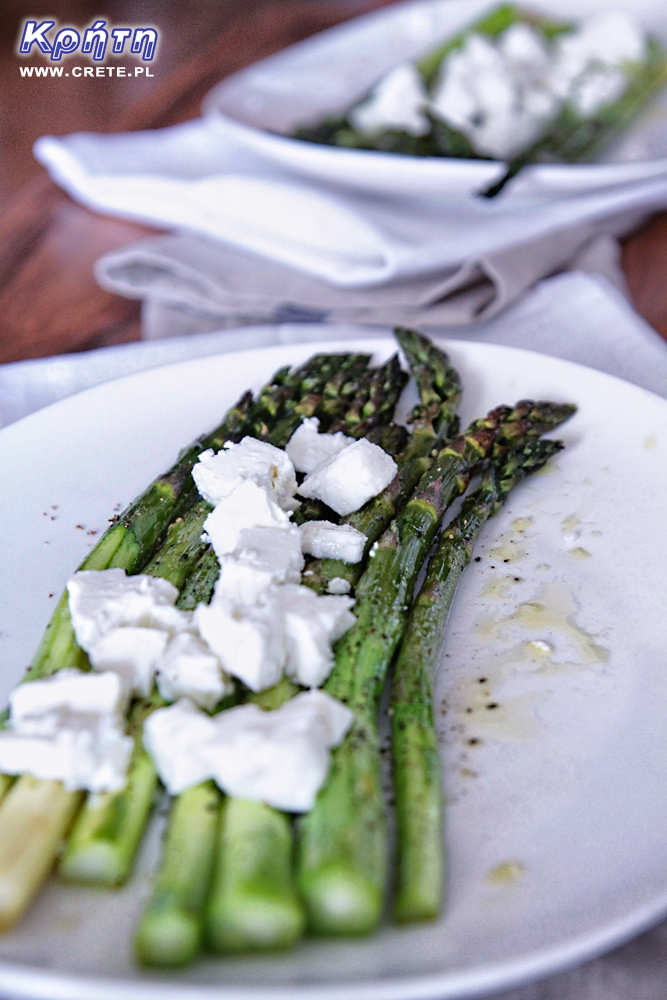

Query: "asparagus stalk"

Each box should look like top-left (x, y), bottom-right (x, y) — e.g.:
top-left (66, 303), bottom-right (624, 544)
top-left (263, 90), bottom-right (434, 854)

top-left (391, 438), bottom-right (563, 923)
top-left (296, 400), bottom-right (575, 935)
top-left (0, 776), bottom-right (12, 804)
top-left (0, 778), bottom-right (83, 931)
top-left (303, 328), bottom-right (462, 595)
top-left (59, 696), bottom-right (162, 887)
top-left (134, 782), bottom-right (221, 967)
top-left (205, 798), bottom-right (305, 954)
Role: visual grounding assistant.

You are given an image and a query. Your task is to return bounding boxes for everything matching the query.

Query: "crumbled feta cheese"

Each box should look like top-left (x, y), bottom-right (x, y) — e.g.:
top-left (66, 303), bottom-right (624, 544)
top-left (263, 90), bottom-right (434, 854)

top-left (273, 584), bottom-right (355, 687)
top-left (0, 669), bottom-right (132, 793)
top-left (298, 439), bottom-right (397, 516)
top-left (327, 577), bottom-right (351, 595)
top-left (568, 65), bottom-right (628, 117)
top-left (299, 521), bottom-right (366, 563)
top-left (144, 605), bottom-right (194, 635)
top-left (202, 480), bottom-right (292, 558)
top-left (285, 417), bottom-right (354, 474)
top-left (192, 438), bottom-right (298, 511)
top-left (349, 62), bottom-right (430, 137)
top-left (88, 626), bottom-right (168, 697)
top-left (156, 632), bottom-right (234, 712)
top-left (215, 525), bottom-right (304, 604)
top-left (145, 691), bottom-right (354, 810)
top-left (430, 31), bottom-right (558, 160)
top-left (429, 11), bottom-right (647, 160)
top-left (548, 13), bottom-right (645, 116)
top-left (552, 12), bottom-right (646, 86)
top-left (209, 691), bottom-right (353, 811)
top-left (67, 569), bottom-right (179, 651)
top-left (498, 22), bottom-right (551, 67)
top-left (9, 668), bottom-right (129, 728)
top-left (0, 727), bottom-right (133, 793)
top-left (143, 698), bottom-right (217, 794)
top-left (195, 596), bottom-right (285, 691)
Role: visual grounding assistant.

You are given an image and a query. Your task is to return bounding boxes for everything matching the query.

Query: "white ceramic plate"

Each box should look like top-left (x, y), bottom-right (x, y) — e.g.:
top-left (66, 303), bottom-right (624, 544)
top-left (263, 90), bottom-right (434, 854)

top-left (203, 0), bottom-right (667, 199)
top-left (0, 337), bottom-right (667, 1000)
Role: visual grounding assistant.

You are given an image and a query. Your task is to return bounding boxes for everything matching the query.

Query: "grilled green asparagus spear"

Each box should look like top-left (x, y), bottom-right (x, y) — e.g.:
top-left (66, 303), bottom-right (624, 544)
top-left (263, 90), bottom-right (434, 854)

top-left (206, 798), bottom-right (305, 955)
top-left (391, 437), bottom-right (563, 923)
top-left (0, 778), bottom-right (83, 932)
top-left (134, 782), bottom-right (222, 967)
top-left (0, 777), bottom-right (11, 804)
top-left (296, 400), bottom-right (575, 935)
top-left (303, 328), bottom-right (462, 596)
top-left (59, 710), bottom-right (160, 887)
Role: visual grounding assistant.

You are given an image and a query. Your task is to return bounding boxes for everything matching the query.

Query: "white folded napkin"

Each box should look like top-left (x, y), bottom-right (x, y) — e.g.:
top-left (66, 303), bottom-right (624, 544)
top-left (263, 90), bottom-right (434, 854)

top-left (34, 120), bottom-right (667, 291)
top-left (95, 226), bottom-right (630, 338)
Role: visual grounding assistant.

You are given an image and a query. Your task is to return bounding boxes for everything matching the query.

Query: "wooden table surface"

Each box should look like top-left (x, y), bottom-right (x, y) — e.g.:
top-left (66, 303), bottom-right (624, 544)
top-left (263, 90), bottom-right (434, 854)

top-left (0, 0), bottom-right (666, 366)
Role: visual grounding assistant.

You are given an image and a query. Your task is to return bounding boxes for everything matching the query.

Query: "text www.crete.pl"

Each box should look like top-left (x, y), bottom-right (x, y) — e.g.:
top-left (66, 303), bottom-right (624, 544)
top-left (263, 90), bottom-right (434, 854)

top-left (19, 65), bottom-right (154, 77)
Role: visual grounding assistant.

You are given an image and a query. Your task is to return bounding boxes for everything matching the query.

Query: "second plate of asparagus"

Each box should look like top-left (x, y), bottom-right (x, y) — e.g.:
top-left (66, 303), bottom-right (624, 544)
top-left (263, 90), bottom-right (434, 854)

top-left (0, 329), bottom-right (666, 1000)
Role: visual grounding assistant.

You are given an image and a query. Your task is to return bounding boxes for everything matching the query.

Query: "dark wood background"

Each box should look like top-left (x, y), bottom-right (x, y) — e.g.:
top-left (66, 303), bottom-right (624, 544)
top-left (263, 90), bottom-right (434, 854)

top-left (0, 0), bottom-right (666, 365)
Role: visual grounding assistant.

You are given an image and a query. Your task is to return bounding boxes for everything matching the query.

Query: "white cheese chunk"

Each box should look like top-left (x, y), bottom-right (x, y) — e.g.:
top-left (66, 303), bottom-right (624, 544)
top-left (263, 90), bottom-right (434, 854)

top-left (298, 439), bottom-right (397, 516)
top-left (144, 691), bottom-right (353, 810)
top-left (327, 577), bottom-right (351, 595)
top-left (552, 12), bottom-right (646, 90)
top-left (9, 668), bottom-right (129, 729)
top-left (67, 569), bottom-right (179, 652)
top-left (299, 520), bottom-right (366, 563)
top-left (209, 691), bottom-right (353, 811)
top-left (568, 65), bottom-right (627, 117)
top-left (192, 438), bottom-right (298, 511)
top-left (349, 62), bottom-right (430, 137)
top-left (88, 626), bottom-right (169, 697)
top-left (215, 525), bottom-right (304, 604)
top-left (143, 698), bottom-right (218, 795)
top-left (548, 13), bottom-right (644, 117)
top-left (273, 584), bottom-right (355, 688)
top-left (195, 596), bottom-right (285, 692)
top-left (0, 726), bottom-right (133, 793)
top-left (430, 31), bottom-right (557, 160)
top-left (202, 480), bottom-right (292, 558)
top-left (144, 605), bottom-right (194, 635)
top-left (0, 668), bottom-right (132, 793)
top-left (156, 632), bottom-right (234, 711)
top-left (285, 417), bottom-right (353, 474)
